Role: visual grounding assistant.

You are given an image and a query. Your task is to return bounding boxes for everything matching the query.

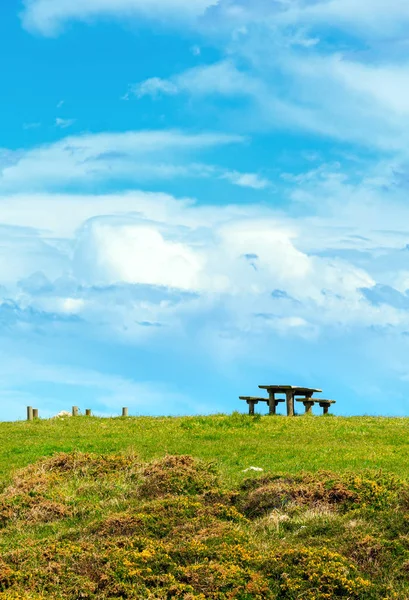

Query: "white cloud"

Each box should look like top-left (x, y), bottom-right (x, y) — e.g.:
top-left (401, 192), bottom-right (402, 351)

top-left (0, 129), bottom-right (245, 192)
top-left (221, 171), bottom-right (270, 190)
top-left (55, 117), bottom-right (76, 128)
top-left (73, 220), bottom-right (205, 290)
top-left (21, 0), bottom-right (409, 40)
top-left (139, 55), bottom-right (409, 151)
top-left (130, 77), bottom-right (179, 99)
top-left (61, 297), bottom-right (85, 313)
top-left (288, 0), bottom-right (409, 39)
top-left (2, 183), bottom-right (402, 342)
top-left (131, 61), bottom-right (258, 99)
top-left (3, 156), bottom-right (409, 422)
top-left (21, 0), bottom-right (219, 35)
top-left (208, 0), bottom-right (409, 42)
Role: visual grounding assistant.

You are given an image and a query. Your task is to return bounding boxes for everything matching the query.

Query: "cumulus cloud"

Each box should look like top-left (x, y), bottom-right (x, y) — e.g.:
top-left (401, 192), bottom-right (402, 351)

top-left (2, 179), bottom-right (404, 347)
top-left (73, 219), bottom-right (205, 290)
top-left (2, 159), bottom-right (409, 417)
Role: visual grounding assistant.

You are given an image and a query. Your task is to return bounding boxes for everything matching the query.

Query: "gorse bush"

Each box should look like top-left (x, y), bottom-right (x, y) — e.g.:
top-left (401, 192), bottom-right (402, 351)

top-left (0, 452), bottom-right (408, 598)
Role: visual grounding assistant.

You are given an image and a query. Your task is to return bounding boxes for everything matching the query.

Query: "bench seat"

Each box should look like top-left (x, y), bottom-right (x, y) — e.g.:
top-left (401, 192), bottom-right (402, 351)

top-left (295, 398), bottom-right (336, 415)
top-left (318, 400), bottom-right (336, 415)
top-left (239, 396), bottom-right (285, 415)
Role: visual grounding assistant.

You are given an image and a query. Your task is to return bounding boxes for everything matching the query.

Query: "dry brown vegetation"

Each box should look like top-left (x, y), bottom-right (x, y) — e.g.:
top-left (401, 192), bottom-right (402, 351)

top-left (0, 451), bottom-right (408, 598)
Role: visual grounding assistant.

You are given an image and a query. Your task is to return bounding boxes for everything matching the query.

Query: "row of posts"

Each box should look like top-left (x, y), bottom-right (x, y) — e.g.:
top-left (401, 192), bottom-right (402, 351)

top-left (26, 406), bottom-right (129, 421)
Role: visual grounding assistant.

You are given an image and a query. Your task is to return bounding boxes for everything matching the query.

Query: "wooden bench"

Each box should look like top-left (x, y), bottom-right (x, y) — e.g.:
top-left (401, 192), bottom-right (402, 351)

top-left (296, 398), bottom-right (336, 415)
top-left (239, 396), bottom-right (285, 415)
top-left (318, 400), bottom-right (336, 415)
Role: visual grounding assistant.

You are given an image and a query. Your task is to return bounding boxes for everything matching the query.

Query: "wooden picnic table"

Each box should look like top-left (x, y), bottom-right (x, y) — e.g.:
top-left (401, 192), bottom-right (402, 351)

top-left (258, 385), bottom-right (322, 417)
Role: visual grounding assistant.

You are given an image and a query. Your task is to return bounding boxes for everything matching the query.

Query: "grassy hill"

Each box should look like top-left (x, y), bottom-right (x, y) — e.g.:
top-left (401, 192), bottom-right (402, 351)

top-left (1, 414), bottom-right (409, 598)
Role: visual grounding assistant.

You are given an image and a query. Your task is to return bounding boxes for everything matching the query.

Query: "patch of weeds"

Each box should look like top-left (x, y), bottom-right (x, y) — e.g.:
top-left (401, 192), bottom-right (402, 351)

top-left (138, 454), bottom-right (218, 498)
top-left (237, 471), bottom-right (409, 519)
top-left (265, 547), bottom-right (373, 599)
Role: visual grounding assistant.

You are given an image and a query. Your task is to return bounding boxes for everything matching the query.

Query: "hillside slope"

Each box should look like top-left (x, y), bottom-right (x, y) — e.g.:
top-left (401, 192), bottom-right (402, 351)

top-left (0, 451), bottom-right (408, 598)
top-left (1, 414), bottom-right (409, 598)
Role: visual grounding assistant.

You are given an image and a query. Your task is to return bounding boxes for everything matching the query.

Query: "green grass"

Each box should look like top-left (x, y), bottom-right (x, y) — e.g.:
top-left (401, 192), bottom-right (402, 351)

top-left (1, 414), bottom-right (409, 599)
top-left (1, 413), bottom-right (409, 486)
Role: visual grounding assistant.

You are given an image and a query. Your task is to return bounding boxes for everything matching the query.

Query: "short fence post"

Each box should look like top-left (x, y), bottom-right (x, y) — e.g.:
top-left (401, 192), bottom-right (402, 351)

top-left (27, 406), bottom-right (33, 421)
top-left (33, 409), bottom-right (39, 419)
top-left (122, 407), bottom-right (129, 417)
top-left (72, 406), bottom-right (78, 417)
top-left (85, 409), bottom-right (91, 416)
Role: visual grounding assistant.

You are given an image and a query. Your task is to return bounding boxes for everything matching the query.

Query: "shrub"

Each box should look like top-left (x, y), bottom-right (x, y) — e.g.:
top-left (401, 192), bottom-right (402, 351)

top-left (0, 452), bottom-right (407, 599)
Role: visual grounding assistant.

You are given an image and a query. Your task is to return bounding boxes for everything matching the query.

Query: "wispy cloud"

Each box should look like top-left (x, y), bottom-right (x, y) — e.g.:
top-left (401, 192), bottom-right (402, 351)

top-left (21, 0), bottom-right (218, 35)
top-left (23, 122), bottom-right (41, 130)
top-left (0, 129), bottom-right (258, 192)
top-left (22, 0), bottom-right (409, 40)
top-left (55, 117), bottom-right (76, 129)
top-left (130, 62), bottom-right (258, 100)
top-left (131, 54), bottom-right (409, 151)
top-left (126, 77), bottom-right (179, 100)
top-left (221, 171), bottom-right (270, 190)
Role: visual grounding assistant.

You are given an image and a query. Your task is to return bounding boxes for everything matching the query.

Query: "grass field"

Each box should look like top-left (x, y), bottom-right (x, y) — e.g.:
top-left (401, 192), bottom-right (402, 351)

top-left (1, 413), bottom-right (409, 486)
top-left (1, 413), bottom-right (409, 599)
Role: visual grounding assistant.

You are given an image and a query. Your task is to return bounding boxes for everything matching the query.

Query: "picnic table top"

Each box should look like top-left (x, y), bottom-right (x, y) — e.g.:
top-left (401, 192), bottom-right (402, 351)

top-left (239, 396), bottom-right (285, 401)
top-left (258, 385), bottom-right (322, 393)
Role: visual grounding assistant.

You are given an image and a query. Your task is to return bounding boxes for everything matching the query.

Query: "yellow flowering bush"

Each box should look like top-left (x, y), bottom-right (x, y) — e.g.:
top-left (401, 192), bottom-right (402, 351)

top-left (0, 452), bottom-right (407, 598)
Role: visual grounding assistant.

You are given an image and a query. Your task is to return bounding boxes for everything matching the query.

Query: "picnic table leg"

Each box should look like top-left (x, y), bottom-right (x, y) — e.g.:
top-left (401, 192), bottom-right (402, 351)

top-left (304, 401), bottom-right (314, 415)
top-left (268, 391), bottom-right (276, 415)
top-left (322, 405), bottom-right (329, 415)
top-left (285, 390), bottom-right (294, 417)
top-left (247, 400), bottom-right (255, 416)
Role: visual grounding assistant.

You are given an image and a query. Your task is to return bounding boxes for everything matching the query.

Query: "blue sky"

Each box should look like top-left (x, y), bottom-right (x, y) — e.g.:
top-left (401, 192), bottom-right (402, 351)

top-left (2, 0), bottom-right (409, 419)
